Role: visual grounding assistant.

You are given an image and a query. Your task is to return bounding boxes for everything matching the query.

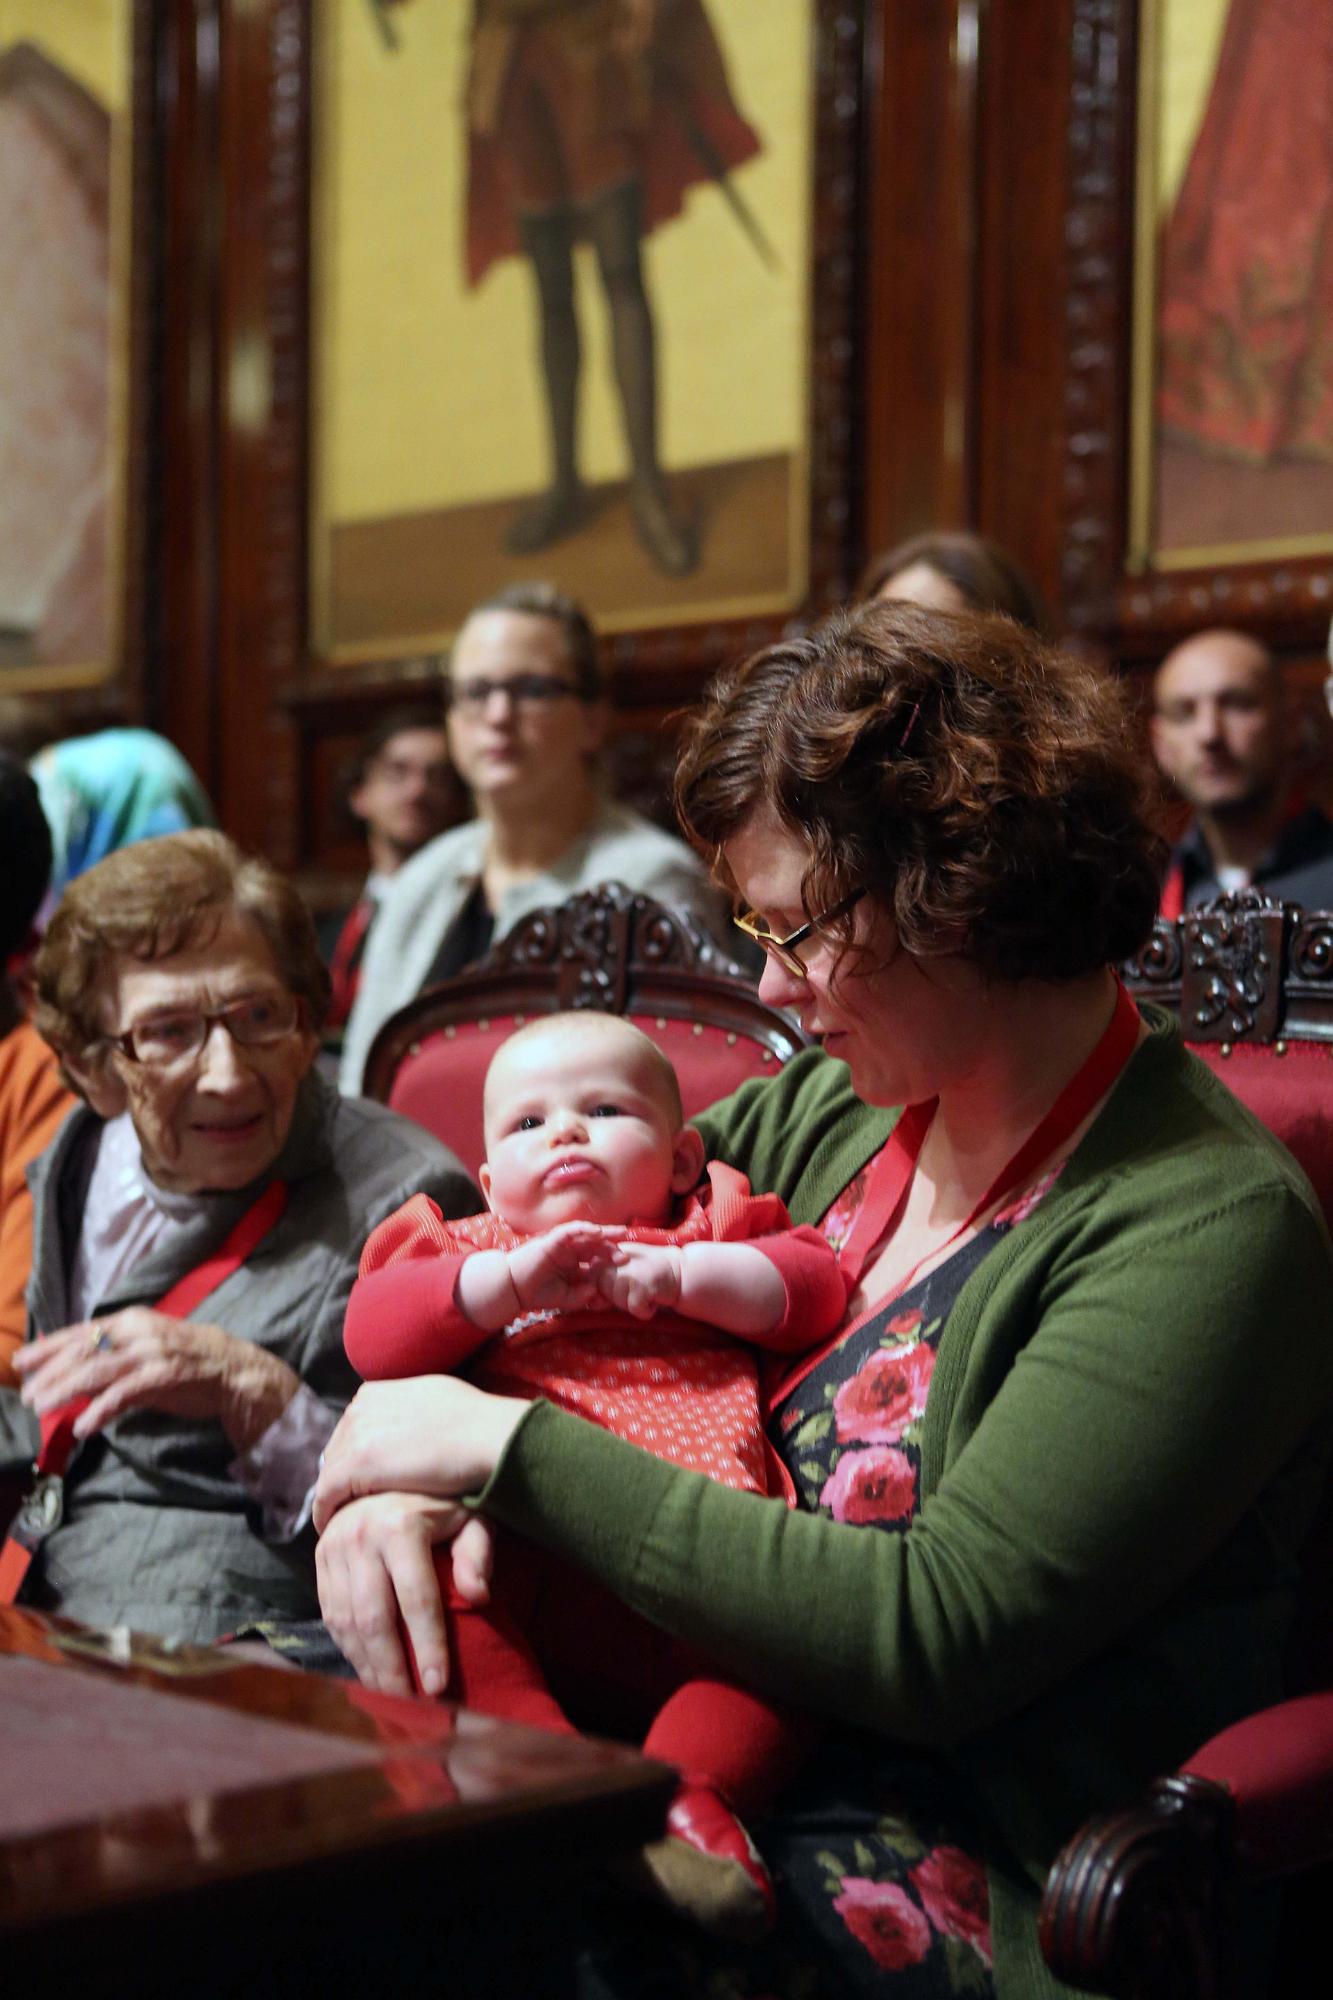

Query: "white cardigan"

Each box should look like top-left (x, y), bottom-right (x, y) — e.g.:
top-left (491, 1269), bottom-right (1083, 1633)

top-left (338, 796), bottom-right (725, 1092)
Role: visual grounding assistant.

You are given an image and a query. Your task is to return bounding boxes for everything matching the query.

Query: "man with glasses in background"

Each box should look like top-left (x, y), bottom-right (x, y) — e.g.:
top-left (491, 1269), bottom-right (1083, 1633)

top-left (338, 583), bottom-right (723, 1093)
top-left (317, 708), bottom-right (459, 1044)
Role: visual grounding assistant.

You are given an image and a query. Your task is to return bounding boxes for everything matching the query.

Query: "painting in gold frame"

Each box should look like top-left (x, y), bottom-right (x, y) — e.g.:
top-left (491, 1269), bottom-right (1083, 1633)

top-left (309, 0), bottom-right (816, 664)
top-left (1128, 0), bottom-right (1333, 575)
top-left (0, 0), bottom-right (136, 694)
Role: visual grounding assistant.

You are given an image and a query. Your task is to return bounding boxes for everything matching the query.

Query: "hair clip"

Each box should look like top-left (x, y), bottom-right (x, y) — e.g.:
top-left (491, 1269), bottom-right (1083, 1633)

top-left (898, 699), bottom-right (921, 750)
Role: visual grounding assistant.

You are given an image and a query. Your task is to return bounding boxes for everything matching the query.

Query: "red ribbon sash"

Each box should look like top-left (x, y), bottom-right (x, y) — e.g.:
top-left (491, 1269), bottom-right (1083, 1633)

top-left (837, 978), bottom-right (1141, 1295)
top-left (0, 1179), bottom-right (289, 1606)
top-left (765, 979), bottom-right (1142, 1417)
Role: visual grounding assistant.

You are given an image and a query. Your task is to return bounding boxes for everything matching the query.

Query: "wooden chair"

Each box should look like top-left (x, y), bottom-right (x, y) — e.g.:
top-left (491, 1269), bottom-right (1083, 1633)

top-left (1040, 891), bottom-right (1333, 1999)
top-left (361, 882), bottom-right (809, 1180)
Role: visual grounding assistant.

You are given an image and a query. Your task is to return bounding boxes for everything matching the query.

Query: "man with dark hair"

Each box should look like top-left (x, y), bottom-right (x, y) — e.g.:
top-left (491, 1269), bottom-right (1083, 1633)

top-left (0, 753), bottom-right (73, 1378)
top-left (1150, 628), bottom-right (1333, 914)
top-left (318, 707), bottom-right (456, 1034)
top-left (338, 583), bottom-right (723, 1092)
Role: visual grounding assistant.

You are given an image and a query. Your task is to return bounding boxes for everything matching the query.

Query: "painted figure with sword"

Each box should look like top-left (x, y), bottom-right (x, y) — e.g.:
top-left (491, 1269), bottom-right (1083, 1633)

top-left (376, 0), bottom-right (768, 576)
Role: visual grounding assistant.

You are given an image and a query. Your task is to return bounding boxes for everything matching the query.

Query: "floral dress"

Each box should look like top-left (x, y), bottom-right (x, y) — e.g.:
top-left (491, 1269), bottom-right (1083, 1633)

top-left (573, 1165), bottom-right (1061, 2000)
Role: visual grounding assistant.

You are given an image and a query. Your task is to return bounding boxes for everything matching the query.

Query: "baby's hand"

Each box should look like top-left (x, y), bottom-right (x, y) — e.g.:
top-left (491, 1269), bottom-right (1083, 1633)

top-left (596, 1242), bottom-right (683, 1321)
top-left (506, 1222), bottom-right (621, 1313)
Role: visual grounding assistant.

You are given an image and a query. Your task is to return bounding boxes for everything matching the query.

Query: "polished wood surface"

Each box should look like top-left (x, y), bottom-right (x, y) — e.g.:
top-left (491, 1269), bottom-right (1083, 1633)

top-left (0, 1604), bottom-right (672, 1989)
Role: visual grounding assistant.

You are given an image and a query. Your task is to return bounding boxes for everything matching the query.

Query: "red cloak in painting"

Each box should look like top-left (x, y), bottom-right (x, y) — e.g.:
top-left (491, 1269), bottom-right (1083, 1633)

top-left (464, 0), bottom-right (762, 288)
top-left (1157, 0), bottom-right (1333, 462)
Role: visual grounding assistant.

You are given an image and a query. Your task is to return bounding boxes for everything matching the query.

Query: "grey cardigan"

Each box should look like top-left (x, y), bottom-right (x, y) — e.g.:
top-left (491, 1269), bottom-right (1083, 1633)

top-left (0, 1073), bottom-right (476, 1642)
top-left (337, 796), bottom-right (726, 1092)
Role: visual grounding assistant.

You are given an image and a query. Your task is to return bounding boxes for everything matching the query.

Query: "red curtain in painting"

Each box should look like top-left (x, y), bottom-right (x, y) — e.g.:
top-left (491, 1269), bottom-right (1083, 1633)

top-left (1158, 0), bottom-right (1333, 462)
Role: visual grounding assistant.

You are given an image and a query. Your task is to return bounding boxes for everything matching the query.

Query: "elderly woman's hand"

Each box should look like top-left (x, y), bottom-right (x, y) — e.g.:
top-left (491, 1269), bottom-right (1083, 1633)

top-left (12, 1310), bottom-right (301, 1452)
top-left (311, 1376), bottom-right (530, 1533)
top-left (316, 1490), bottom-right (496, 1696)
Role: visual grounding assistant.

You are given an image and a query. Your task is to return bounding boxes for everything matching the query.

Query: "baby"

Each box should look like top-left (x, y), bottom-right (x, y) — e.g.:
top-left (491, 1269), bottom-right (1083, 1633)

top-left (344, 1011), bottom-right (847, 1939)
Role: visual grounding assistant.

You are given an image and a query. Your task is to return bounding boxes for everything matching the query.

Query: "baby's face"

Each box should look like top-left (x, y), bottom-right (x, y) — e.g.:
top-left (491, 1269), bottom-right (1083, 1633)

top-left (480, 1024), bottom-right (688, 1233)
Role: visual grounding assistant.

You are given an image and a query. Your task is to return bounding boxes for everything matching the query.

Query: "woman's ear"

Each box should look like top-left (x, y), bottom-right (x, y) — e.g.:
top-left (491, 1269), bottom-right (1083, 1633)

top-left (669, 1123), bottom-right (707, 1195)
top-left (65, 1050), bottom-right (129, 1120)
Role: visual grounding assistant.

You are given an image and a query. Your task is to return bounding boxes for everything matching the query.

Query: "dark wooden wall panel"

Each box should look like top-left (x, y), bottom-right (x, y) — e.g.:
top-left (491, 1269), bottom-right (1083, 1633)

top-left (155, 0), bottom-right (221, 796)
top-left (862, 0), bottom-right (981, 559)
top-left (974, 0), bottom-right (1074, 627)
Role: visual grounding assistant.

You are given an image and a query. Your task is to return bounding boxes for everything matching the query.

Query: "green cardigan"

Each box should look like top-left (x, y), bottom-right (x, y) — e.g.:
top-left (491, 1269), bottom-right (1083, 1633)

top-left (482, 1011), bottom-right (1333, 1996)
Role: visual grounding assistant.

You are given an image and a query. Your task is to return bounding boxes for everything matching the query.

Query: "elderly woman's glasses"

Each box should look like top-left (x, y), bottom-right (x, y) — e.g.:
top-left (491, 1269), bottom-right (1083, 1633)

top-left (734, 888), bottom-right (866, 979)
top-left (110, 993), bottom-right (303, 1068)
top-left (446, 674), bottom-right (582, 715)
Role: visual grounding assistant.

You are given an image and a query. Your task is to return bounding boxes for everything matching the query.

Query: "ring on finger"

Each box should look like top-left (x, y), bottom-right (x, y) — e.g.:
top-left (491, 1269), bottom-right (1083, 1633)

top-left (88, 1327), bottom-right (114, 1355)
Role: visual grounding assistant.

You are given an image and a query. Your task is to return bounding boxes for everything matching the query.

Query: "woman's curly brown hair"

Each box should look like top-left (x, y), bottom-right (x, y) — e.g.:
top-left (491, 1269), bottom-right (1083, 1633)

top-left (34, 829), bottom-right (331, 1076)
top-left (674, 602), bottom-right (1165, 984)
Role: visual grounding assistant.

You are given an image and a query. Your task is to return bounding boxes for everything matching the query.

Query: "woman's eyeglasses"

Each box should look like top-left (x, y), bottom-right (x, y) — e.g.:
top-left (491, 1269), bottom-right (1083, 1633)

top-left (734, 888), bottom-right (866, 980)
top-left (110, 993), bottom-right (303, 1068)
top-left (446, 674), bottom-right (584, 715)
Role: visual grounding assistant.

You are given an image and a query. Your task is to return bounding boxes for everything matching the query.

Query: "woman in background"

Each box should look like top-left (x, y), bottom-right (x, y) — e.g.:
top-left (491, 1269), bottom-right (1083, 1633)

top-left (860, 530), bottom-right (1046, 634)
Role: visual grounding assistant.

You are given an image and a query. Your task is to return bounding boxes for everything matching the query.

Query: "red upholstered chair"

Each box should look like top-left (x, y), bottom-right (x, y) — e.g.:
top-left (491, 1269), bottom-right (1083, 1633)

top-left (1040, 892), bottom-right (1333, 1998)
top-left (361, 882), bottom-right (809, 1182)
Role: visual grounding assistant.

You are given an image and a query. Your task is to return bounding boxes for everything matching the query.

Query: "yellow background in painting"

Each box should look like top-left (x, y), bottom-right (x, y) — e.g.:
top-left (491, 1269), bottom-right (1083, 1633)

top-left (315, 0), bottom-right (812, 523)
top-left (0, 0), bottom-right (124, 108)
top-left (1157, 0), bottom-right (1230, 213)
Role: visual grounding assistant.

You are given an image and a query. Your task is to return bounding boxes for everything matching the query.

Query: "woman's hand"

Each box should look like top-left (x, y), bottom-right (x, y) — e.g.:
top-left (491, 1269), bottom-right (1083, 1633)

top-left (12, 1310), bottom-right (300, 1451)
top-left (316, 1491), bottom-right (495, 1696)
top-left (312, 1376), bottom-right (531, 1533)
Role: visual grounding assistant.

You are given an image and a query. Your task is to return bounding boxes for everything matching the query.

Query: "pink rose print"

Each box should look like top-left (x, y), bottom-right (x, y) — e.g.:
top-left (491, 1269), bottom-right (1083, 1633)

top-left (833, 1877), bottom-right (932, 1970)
top-left (820, 1446), bottom-right (916, 1524)
top-left (911, 1846), bottom-right (992, 1962)
top-left (886, 1308), bottom-right (925, 1337)
top-left (833, 1340), bottom-right (935, 1444)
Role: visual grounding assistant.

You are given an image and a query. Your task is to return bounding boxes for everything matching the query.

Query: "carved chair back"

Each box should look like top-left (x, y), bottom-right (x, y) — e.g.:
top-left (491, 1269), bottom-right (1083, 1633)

top-left (1126, 890), bottom-right (1333, 1693)
top-left (1123, 892), bottom-right (1333, 1231)
top-left (361, 883), bottom-right (810, 1183)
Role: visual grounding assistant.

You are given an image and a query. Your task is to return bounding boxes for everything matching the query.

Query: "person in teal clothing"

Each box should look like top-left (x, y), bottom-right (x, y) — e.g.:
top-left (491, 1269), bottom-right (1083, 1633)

top-left (30, 726), bottom-right (215, 902)
top-left (311, 602), bottom-right (1333, 1998)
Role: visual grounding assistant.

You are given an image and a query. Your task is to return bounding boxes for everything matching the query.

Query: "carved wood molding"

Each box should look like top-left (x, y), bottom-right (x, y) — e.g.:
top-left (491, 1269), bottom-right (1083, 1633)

top-left (1061, 0), bottom-right (1133, 638)
top-left (1039, 1773), bottom-right (1234, 1999)
top-left (118, 0), bottom-right (159, 722)
top-left (254, 0), bottom-right (309, 863)
top-left (1060, 0), bottom-right (1333, 650)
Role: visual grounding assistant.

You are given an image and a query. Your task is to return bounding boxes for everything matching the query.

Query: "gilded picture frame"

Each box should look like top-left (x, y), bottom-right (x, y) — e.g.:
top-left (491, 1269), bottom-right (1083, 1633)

top-left (1127, 0), bottom-right (1333, 577)
top-left (0, 0), bottom-right (150, 701)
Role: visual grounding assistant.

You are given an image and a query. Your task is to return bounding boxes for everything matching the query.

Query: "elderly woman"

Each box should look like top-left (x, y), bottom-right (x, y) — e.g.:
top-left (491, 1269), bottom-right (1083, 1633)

top-left (0, 831), bottom-right (474, 1643)
top-left (860, 530), bottom-right (1047, 634)
top-left (313, 607), bottom-right (1333, 1997)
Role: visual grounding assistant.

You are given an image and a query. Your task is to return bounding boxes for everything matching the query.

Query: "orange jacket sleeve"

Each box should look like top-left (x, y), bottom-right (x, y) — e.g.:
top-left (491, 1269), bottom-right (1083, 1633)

top-left (0, 1024), bottom-right (75, 1383)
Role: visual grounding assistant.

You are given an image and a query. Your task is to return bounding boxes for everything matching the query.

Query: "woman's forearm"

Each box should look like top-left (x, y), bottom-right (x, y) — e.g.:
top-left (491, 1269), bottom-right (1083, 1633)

top-left (482, 1192), bottom-right (1333, 1750)
top-left (219, 1344), bottom-right (302, 1453)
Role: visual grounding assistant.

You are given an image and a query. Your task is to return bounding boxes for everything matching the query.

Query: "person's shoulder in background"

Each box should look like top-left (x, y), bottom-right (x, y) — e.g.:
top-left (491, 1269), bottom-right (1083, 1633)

top-left (0, 1020), bottom-right (76, 1381)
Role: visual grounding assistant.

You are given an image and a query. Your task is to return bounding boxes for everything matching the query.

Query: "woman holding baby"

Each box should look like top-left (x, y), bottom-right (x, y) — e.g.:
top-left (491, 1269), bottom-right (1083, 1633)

top-left (315, 603), bottom-right (1333, 1997)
